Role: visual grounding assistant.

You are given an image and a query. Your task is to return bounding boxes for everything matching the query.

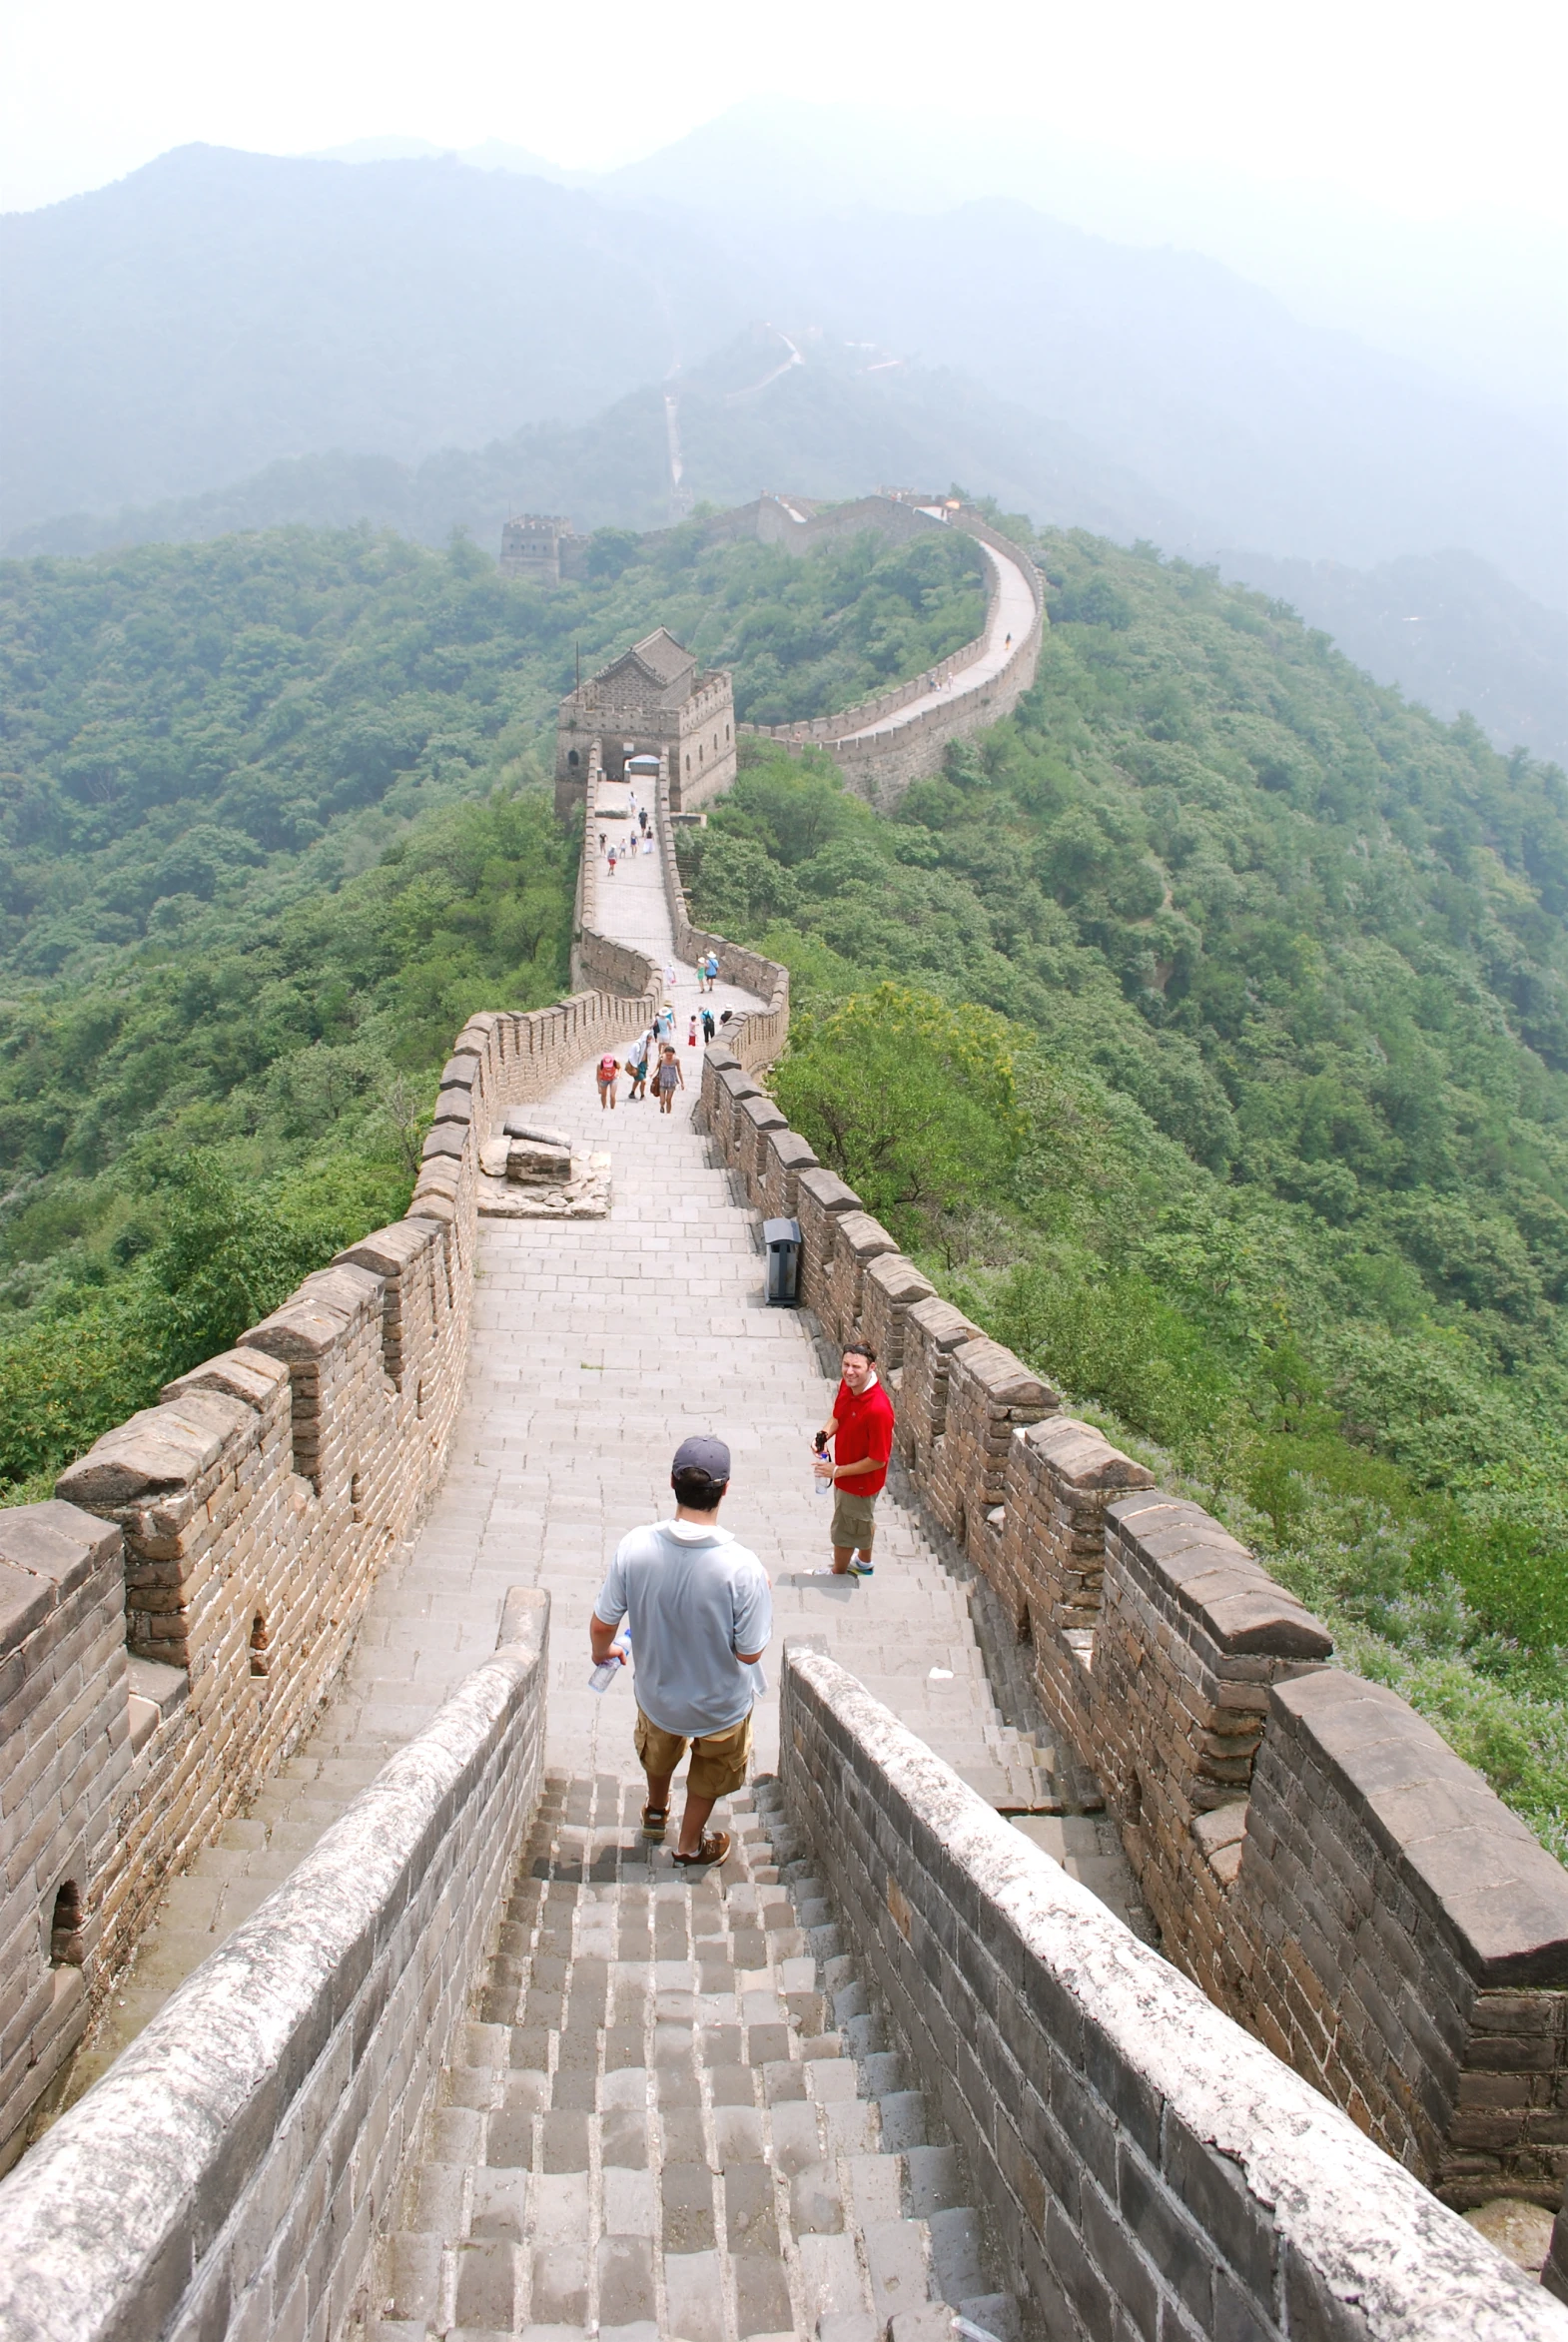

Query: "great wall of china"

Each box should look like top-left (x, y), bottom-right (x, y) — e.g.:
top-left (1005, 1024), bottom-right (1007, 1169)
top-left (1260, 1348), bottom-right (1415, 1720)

top-left (1, 556), bottom-right (1567, 2341)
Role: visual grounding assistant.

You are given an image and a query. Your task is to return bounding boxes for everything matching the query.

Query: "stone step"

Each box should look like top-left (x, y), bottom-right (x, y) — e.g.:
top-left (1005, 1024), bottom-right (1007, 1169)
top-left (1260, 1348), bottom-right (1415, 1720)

top-left (365, 1774), bottom-right (1020, 2342)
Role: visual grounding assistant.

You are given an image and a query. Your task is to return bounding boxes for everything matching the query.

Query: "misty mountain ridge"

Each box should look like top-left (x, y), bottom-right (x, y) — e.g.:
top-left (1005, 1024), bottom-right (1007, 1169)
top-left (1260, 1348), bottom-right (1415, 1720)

top-left (311, 98), bottom-right (1568, 417)
top-left (4, 143), bottom-right (1562, 613)
top-left (9, 321), bottom-right (1563, 769)
top-left (6, 326), bottom-right (1204, 558)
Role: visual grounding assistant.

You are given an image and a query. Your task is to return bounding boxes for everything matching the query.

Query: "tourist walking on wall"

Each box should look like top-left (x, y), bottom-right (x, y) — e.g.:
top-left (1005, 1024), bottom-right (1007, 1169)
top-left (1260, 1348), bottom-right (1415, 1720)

top-left (701, 1007), bottom-right (715, 1043)
top-left (596, 1052), bottom-right (619, 1111)
top-left (599, 829), bottom-right (607, 856)
top-left (607, 847), bottom-right (617, 877)
top-left (626, 1040), bottom-right (649, 1101)
top-left (655, 1044), bottom-right (684, 1115)
top-left (589, 1436), bottom-right (770, 1868)
top-left (688, 1015), bottom-right (698, 1049)
top-left (813, 1337), bottom-right (895, 1577)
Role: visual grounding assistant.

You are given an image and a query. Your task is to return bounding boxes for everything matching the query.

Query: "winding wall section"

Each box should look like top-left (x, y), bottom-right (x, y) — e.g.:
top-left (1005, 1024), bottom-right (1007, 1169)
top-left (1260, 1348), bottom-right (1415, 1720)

top-left (736, 492), bottom-right (1046, 807)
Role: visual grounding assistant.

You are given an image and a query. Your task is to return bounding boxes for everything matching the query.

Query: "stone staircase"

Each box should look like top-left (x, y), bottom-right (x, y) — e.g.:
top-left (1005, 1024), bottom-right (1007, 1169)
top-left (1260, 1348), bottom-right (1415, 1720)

top-left (364, 1771), bottom-right (1022, 2342)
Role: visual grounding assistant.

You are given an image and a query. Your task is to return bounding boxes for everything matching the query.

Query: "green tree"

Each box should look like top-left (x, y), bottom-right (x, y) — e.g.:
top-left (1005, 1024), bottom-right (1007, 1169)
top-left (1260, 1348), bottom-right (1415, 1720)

top-left (771, 985), bottom-right (1026, 1246)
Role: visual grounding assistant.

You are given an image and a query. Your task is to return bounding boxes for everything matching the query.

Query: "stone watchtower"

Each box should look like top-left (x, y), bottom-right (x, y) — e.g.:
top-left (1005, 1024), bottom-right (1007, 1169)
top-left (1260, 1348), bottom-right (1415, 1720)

top-left (554, 628), bottom-right (736, 818)
top-left (500, 514), bottom-right (583, 587)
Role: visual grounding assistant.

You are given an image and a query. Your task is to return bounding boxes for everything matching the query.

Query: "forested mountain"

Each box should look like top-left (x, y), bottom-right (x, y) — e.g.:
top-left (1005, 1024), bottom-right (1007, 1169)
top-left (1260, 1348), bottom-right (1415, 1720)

top-left (0, 146), bottom-right (748, 536)
top-left (0, 517), bottom-right (983, 980)
top-left (675, 526), bottom-right (1568, 1856)
top-left (0, 515), bottom-right (983, 1492)
top-left (7, 330), bottom-right (1195, 569)
top-left (5, 144), bottom-right (1561, 610)
top-left (3, 508), bottom-right (1566, 1854)
top-left (1218, 546), bottom-right (1568, 769)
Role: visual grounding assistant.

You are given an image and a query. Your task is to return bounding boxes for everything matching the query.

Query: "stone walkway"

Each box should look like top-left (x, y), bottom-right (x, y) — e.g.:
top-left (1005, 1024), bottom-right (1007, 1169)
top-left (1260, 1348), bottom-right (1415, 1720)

top-left (834, 535), bottom-right (1037, 744)
top-left (364, 1777), bottom-right (1020, 2342)
top-left (43, 781), bottom-right (1139, 2218)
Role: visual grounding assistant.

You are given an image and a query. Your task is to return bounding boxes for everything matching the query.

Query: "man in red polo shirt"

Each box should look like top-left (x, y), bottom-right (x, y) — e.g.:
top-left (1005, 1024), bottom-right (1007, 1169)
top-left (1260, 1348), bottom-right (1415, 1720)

top-left (813, 1335), bottom-right (896, 1578)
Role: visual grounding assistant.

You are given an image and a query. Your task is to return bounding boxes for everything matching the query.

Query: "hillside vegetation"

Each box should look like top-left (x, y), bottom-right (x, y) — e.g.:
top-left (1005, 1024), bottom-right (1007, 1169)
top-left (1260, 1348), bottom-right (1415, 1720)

top-left (0, 517), bottom-right (983, 1489)
top-left (678, 526), bottom-right (1568, 1855)
top-left (1, 518), bottom-right (982, 979)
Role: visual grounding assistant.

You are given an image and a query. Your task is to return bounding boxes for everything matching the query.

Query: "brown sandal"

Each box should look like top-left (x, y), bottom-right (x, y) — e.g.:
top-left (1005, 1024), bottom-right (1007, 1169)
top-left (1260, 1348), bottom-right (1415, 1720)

top-left (640, 1804), bottom-right (668, 1841)
top-left (671, 1831), bottom-right (731, 1870)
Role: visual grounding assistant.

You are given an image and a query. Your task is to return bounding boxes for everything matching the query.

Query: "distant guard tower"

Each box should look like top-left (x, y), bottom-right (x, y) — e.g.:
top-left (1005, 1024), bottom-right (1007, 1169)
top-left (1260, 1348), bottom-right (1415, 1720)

top-left (500, 514), bottom-right (583, 587)
top-left (555, 628), bottom-right (736, 817)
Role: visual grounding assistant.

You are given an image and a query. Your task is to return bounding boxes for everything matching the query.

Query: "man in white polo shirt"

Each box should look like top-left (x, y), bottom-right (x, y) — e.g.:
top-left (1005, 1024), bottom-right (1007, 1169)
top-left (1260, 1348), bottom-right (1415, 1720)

top-left (590, 1435), bottom-right (771, 1871)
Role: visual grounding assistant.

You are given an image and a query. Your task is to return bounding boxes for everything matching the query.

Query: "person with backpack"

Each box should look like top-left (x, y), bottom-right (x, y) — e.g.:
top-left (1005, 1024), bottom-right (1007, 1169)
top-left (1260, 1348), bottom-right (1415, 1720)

top-left (700, 1007), bottom-right (715, 1044)
top-left (596, 1052), bottom-right (619, 1111)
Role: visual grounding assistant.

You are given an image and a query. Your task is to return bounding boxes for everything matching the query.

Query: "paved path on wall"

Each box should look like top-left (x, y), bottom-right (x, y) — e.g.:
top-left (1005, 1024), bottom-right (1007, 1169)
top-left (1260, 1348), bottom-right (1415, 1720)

top-left (44, 782), bottom-right (1138, 2137)
top-left (365, 1780), bottom-right (1018, 2342)
top-left (834, 534), bottom-right (1037, 744)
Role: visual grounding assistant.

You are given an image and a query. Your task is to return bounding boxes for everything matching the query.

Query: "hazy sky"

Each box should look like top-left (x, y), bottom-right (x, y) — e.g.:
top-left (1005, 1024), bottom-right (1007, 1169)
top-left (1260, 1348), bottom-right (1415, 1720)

top-left (3, 0), bottom-right (1564, 224)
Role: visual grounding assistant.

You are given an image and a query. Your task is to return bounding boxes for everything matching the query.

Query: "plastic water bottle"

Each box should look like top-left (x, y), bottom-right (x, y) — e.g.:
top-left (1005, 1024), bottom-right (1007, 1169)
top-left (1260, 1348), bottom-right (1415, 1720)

top-left (589, 1630), bottom-right (630, 1693)
top-left (814, 1438), bottom-right (832, 1496)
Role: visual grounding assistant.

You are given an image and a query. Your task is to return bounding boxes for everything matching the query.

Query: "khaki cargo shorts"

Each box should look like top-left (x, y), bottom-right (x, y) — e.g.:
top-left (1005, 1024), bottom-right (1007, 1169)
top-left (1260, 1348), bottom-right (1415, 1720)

top-left (831, 1487), bottom-right (878, 1550)
top-left (634, 1705), bottom-right (753, 1799)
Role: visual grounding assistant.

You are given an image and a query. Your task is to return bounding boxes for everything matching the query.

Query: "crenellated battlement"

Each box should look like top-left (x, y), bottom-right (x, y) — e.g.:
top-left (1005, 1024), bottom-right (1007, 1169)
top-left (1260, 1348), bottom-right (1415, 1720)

top-left (697, 1041), bottom-right (1568, 2216)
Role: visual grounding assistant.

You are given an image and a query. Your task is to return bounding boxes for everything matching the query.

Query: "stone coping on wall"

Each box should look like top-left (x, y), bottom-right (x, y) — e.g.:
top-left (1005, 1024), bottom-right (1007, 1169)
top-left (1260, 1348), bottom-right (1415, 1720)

top-left (781, 1646), bottom-right (1564, 2342)
top-left (1106, 1490), bottom-right (1335, 1662)
top-left (1267, 1670), bottom-right (1568, 1988)
top-left (0, 1588), bottom-right (551, 2342)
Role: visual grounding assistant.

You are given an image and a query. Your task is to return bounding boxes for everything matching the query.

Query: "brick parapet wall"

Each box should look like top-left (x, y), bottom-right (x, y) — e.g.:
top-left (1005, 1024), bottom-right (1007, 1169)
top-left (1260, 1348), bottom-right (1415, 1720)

top-left (931, 1336), bottom-right (1060, 1567)
top-left (857, 1250), bottom-right (936, 1375)
top-left (702, 1086), bottom-right (1568, 2207)
top-left (735, 1090), bottom-right (788, 1207)
top-left (737, 499), bottom-right (1047, 810)
top-left (822, 1207), bottom-right (900, 1347)
top-left (795, 1167), bottom-right (862, 1345)
top-left (0, 828), bottom-right (664, 2168)
top-left (0, 1589), bottom-right (551, 2342)
top-left (896, 1295), bottom-right (983, 1477)
top-left (996, 1416), bottom-right (1156, 1762)
top-left (0, 1505), bottom-right (129, 2165)
top-left (1092, 1491), bottom-right (1336, 2023)
top-left (656, 763), bottom-right (789, 1074)
top-left (1236, 1672), bottom-right (1568, 2203)
top-left (780, 1646), bottom-right (1566, 2342)
top-left (758, 1126), bottom-right (819, 1221)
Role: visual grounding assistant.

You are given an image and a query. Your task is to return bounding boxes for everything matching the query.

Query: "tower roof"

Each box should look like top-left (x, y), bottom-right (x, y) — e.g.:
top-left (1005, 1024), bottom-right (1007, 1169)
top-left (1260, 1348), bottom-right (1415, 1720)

top-left (620, 628), bottom-right (696, 686)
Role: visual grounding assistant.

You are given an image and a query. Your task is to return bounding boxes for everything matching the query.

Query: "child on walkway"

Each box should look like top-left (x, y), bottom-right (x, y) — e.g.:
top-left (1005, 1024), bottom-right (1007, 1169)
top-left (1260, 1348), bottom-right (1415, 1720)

top-left (688, 1015), bottom-right (698, 1049)
top-left (655, 1045), bottom-right (685, 1115)
top-left (596, 1052), bottom-right (619, 1110)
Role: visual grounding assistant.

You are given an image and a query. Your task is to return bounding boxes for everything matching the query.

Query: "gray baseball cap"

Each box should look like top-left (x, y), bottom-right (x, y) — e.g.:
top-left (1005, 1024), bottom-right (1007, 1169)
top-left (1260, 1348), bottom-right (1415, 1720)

top-left (671, 1435), bottom-right (731, 1483)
